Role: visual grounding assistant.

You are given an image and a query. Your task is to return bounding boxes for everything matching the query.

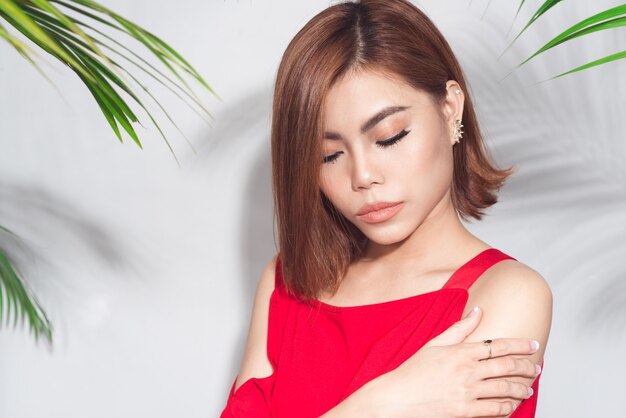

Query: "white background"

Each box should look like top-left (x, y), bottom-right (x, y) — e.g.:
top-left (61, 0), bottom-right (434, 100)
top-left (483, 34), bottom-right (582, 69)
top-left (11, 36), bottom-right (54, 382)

top-left (1, 0), bottom-right (624, 417)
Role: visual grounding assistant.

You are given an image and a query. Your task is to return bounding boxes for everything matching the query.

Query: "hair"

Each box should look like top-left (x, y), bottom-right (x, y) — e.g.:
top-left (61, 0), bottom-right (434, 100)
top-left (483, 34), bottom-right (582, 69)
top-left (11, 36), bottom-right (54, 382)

top-left (271, 0), bottom-right (514, 303)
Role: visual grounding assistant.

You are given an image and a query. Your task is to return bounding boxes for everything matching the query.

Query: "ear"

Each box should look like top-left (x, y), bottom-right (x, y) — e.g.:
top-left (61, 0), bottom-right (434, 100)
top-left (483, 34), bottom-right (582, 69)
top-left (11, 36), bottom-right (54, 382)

top-left (442, 80), bottom-right (465, 146)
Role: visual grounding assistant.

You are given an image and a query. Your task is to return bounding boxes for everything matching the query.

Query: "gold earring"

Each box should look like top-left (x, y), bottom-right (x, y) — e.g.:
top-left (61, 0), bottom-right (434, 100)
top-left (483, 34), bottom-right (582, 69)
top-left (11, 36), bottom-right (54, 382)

top-left (452, 119), bottom-right (464, 145)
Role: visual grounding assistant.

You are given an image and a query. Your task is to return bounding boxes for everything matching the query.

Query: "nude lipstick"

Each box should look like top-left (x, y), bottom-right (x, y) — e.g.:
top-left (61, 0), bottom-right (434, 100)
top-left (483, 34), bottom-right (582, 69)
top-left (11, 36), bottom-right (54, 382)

top-left (356, 201), bottom-right (404, 224)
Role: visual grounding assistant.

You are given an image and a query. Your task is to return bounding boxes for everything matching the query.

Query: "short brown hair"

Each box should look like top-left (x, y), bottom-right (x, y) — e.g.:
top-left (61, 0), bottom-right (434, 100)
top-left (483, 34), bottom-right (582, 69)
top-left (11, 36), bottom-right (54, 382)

top-left (271, 0), bottom-right (514, 303)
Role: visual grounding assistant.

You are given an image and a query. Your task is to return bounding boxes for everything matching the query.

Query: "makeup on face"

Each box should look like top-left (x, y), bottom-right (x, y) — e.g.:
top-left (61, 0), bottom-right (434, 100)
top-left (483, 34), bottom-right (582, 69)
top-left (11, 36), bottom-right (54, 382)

top-left (356, 201), bottom-right (404, 224)
top-left (321, 108), bottom-right (412, 164)
top-left (319, 69), bottom-right (455, 246)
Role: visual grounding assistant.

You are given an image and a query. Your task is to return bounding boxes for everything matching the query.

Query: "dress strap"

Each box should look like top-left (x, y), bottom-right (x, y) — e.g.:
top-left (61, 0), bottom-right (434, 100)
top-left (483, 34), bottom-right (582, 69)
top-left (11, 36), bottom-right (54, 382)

top-left (441, 248), bottom-right (516, 291)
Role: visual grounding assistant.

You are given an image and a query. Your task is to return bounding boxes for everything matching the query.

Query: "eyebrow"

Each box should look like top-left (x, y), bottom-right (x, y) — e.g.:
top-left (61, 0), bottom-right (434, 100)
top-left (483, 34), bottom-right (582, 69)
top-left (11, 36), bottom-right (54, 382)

top-left (324, 105), bottom-right (410, 140)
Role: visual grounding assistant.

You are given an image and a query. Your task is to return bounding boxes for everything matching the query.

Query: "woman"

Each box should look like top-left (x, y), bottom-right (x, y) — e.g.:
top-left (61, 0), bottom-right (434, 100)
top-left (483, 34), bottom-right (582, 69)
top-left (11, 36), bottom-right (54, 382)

top-left (221, 0), bottom-right (552, 416)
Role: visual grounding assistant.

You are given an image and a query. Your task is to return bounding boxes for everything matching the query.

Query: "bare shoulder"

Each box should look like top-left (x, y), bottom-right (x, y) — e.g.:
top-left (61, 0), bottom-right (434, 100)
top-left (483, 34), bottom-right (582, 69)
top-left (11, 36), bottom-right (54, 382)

top-left (463, 257), bottom-right (553, 357)
top-left (467, 258), bottom-right (553, 313)
top-left (233, 253), bottom-right (279, 392)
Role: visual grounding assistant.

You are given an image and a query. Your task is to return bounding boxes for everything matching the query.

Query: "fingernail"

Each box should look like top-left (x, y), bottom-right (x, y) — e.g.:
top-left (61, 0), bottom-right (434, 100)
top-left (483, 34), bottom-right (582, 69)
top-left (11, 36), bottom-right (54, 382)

top-left (527, 387), bottom-right (534, 397)
top-left (535, 364), bottom-right (542, 375)
top-left (530, 340), bottom-right (540, 351)
top-left (468, 306), bottom-right (479, 317)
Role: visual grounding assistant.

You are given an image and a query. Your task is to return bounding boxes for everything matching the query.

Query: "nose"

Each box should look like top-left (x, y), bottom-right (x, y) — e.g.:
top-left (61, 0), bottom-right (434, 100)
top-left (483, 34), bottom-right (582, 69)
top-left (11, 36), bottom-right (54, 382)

top-left (351, 146), bottom-right (384, 191)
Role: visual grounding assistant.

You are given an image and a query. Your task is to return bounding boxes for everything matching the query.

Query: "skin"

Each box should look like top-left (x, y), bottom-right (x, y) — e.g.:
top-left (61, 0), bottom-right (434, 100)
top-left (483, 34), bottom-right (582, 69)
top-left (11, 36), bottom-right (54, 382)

top-left (232, 67), bottom-right (552, 417)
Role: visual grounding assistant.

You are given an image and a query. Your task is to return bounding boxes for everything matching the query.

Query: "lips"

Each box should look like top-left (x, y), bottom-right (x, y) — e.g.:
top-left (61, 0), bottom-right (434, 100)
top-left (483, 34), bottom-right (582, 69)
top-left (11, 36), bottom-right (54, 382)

top-left (357, 201), bottom-right (403, 216)
top-left (356, 201), bottom-right (404, 224)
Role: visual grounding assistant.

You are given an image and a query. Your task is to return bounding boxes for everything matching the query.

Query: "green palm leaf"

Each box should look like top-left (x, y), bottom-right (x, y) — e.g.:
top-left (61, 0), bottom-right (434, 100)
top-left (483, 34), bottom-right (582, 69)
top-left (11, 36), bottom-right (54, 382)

top-left (0, 227), bottom-right (53, 344)
top-left (541, 49), bottom-right (626, 81)
top-left (516, 5), bottom-right (626, 73)
top-left (0, 0), bottom-right (216, 156)
top-left (51, 0), bottom-right (217, 120)
top-left (0, 0), bottom-right (95, 83)
top-left (498, 1), bottom-right (626, 80)
top-left (0, 20), bottom-right (49, 80)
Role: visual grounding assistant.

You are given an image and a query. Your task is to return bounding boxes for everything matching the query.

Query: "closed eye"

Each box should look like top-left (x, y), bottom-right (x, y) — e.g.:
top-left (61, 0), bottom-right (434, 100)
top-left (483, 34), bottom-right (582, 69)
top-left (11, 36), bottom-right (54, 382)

top-left (376, 129), bottom-right (410, 148)
top-left (322, 129), bottom-right (411, 164)
top-left (322, 153), bottom-right (341, 164)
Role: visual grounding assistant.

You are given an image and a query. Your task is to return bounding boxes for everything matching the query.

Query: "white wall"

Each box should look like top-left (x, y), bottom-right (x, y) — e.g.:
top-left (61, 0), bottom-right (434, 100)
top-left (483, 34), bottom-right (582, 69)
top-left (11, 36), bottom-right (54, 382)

top-left (0, 1), bottom-right (624, 417)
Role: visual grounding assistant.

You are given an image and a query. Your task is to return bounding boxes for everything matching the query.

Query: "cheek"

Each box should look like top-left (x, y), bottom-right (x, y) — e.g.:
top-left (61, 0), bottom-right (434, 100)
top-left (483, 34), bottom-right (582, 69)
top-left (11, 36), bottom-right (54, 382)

top-left (423, 139), bottom-right (453, 191)
top-left (394, 134), bottom-right (439, 176)
top-left (319, 170), bottom-right (334, 196)
top-left (319, 171), bottom-right (338, 201)
top-left (391, 132), bottom-right (452, 198)
top-left (319, 170), bottom-right (351, 213)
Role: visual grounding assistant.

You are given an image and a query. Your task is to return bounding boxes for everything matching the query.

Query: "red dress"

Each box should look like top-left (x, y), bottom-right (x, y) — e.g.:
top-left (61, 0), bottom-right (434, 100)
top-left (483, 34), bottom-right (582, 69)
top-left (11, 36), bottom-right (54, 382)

top-left (221, 248), bottom-right (543, 417)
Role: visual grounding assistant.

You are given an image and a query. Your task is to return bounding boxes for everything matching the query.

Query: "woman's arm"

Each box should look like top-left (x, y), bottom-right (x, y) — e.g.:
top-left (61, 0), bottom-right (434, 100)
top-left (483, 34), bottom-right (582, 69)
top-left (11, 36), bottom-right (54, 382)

top-left (320, 306), bottom-right (542, 418)
top-left (459, 260), bottom-right (553, 418)
top-left (231, 255), bottom-right (277, 392)
top-left (220, 255), bottom-right (277, 417)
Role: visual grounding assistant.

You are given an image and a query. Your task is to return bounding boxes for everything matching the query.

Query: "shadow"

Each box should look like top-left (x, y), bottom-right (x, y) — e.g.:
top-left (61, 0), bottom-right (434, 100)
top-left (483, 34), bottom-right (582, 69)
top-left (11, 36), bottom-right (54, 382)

top-left (0, 181), bottom-right (149, 349)
top-left (239, 139), bottom-right (277, 300)
top-left (0, 182), bottom-right (141, 275)
top-left (184, 86), bottom-right (274, 167)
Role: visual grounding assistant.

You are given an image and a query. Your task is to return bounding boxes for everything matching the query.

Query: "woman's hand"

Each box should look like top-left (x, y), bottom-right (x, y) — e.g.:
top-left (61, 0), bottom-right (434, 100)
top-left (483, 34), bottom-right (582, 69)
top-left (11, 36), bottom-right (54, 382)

top-left (367, 306), bottom-right (541, 417)
top-left (321, 306), bottom-right (541, 418)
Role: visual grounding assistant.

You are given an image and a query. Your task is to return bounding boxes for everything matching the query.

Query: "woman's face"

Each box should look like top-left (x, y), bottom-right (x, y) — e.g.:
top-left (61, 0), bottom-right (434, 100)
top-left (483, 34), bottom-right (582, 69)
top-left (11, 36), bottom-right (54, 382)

top-left (319, 69), bottom-right (464, 246)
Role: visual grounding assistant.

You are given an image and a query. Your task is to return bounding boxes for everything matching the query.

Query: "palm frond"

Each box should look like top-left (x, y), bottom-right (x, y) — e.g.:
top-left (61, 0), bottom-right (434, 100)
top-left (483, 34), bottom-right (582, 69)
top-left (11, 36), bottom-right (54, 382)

top-left (0, 20), bottom-right (46, 76)
top-left (540, 49), bottom-right (626, 81)
top-left (0, 226), bottom-right (53, 344)
top-left (495, 1), bottom-right (626, 79)
top-left (516, 5), bottom-right (626, 74)
top-left (0, 0), bottom-right (95, 81)
top-left (0, 0), bottom-right (217, 160)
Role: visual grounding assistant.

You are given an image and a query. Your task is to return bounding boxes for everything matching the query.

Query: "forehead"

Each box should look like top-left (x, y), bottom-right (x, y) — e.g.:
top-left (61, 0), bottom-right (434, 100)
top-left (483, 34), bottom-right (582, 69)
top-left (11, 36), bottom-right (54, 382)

top-left (323, 69), bottom-right (433, 127)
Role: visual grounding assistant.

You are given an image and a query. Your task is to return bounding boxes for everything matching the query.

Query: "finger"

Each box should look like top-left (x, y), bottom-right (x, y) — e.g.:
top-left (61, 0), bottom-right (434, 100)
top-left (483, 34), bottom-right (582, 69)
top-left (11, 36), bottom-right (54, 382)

top-left (472, 378), bottom-right (533, 401)
top-left (476, 356), bottom-right (540, 381)
top-left (425, 306), bottom-right (482, 347)
top-left (465, 399), bottom-right (519, 417)
top-left (469, 338), bottom-right (539, 361)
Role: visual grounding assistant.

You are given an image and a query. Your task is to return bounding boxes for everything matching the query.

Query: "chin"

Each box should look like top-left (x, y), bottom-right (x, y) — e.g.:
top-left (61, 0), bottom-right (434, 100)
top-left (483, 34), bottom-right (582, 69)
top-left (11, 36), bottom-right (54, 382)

top-left (360, 224), bottom-right (413, 246)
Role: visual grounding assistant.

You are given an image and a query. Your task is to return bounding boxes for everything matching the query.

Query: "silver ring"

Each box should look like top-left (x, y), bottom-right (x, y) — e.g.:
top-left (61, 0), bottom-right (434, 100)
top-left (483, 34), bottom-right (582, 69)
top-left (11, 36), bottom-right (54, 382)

top-left (483, 339), bottom-right (493, 359)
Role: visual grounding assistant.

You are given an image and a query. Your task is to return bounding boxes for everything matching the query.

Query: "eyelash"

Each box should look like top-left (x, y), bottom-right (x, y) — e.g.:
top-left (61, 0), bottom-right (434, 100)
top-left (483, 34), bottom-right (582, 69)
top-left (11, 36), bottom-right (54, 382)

top-left (322, 129), bottom-right (411, 164)
top-left (377, 128), bottom-right (410, 149)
